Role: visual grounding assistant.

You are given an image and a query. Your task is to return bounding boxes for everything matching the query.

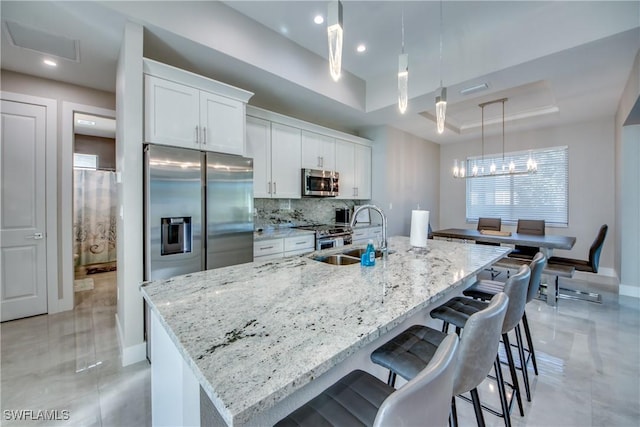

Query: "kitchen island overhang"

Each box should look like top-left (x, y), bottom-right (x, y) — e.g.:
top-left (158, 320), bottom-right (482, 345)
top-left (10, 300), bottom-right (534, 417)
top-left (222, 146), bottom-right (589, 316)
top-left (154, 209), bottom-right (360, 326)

top-left (141, 236), bottom-right (511, 426)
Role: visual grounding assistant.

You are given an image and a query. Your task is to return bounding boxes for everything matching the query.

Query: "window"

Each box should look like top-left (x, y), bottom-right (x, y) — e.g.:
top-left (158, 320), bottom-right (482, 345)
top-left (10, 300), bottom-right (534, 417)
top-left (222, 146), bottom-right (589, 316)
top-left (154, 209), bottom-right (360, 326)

top-left (465, 146), bottom-right (568, 226)
top-left (73, 153), bottom-right (98, 169)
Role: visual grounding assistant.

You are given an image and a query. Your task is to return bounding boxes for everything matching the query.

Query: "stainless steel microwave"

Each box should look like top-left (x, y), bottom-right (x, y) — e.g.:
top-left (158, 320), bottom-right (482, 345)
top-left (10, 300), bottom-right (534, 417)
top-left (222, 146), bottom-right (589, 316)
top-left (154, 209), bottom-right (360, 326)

top-left (302, 169), bottom-right (339, 197)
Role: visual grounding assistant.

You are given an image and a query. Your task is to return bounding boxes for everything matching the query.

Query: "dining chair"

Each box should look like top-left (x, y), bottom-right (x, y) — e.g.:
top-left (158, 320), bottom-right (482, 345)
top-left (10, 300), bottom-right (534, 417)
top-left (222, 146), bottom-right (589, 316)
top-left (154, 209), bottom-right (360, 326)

top-left (509, 219), bottom-right (545, 260)
top-left (275, 333), bottom-right (459, 427)
top-left (548, 224), bottom-right (608, 274)
top-left (477, 218), bottom-right (502, 246)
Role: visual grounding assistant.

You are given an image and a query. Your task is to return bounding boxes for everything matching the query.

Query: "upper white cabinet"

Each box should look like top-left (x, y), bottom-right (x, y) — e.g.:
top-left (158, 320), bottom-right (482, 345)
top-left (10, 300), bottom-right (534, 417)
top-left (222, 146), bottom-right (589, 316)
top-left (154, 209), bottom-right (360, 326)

top-left (200, 92), bottom-right (245, 155)
top-left (301, 130), bottom-right (335, 171)
top-left (247, 106), bottom-right (371, 201)
top-left (246, 117), bottom-right (302, 199)
top-left (336, 140), bottom-right (371, 200)
top-left (143, 59), bottom-right (253, 156)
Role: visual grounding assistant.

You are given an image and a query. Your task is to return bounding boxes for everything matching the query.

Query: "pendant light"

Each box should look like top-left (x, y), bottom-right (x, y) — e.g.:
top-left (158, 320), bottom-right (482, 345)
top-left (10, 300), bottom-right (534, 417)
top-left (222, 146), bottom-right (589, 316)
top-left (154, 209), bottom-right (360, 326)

top-left (327, 0), bottom-right (343, 81)
top-left (398, 9), bottom-right (408, 114)
top-left (453, 98), bottom-right (539, 178)
top-left (435, 0), bottom-right (447, 133)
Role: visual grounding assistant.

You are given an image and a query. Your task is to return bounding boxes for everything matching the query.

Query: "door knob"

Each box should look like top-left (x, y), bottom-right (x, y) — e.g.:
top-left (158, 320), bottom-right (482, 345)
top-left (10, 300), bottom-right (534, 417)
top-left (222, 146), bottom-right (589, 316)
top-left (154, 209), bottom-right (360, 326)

top-left (26, 232), bottom-right (44, 240)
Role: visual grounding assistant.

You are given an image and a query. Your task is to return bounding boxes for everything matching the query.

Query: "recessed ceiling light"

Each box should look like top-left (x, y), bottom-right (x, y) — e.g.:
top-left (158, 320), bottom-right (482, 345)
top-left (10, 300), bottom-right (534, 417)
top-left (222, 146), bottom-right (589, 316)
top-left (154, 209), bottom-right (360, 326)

top-left (43, 59), bottom-right (57, 67)
top-left (314, 15), bottom-right (324, 25)
top-left (280, 26), bottom-right (289, 35)
top-left (356, 44), bottom-right (366, 53)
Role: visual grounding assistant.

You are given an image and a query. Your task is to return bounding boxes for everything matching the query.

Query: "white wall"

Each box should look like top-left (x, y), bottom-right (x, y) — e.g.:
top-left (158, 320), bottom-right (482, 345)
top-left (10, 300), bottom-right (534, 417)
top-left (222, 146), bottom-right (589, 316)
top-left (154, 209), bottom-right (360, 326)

top-left (363, 126), bottom-right (440, 237)
top-left (615, 49), bottom-right (640, 297)
top-left (440, 118), bottom-right (616, 271)
top-left (115, 21), bottom-right (146, 365)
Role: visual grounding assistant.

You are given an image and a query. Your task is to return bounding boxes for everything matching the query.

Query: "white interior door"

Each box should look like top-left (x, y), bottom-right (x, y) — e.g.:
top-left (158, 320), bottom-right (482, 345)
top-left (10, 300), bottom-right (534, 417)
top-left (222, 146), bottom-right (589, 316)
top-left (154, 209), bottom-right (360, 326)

top-left (1, 100), bottom-right (48, 321)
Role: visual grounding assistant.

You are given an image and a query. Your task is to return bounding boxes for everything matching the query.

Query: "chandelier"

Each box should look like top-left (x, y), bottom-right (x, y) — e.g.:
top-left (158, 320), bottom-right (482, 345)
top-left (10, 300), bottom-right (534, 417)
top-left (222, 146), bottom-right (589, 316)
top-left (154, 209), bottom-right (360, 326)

top-left (327, 0), bottom-right (343, 81)
top-left (453, 98), bottom-right (538, 178)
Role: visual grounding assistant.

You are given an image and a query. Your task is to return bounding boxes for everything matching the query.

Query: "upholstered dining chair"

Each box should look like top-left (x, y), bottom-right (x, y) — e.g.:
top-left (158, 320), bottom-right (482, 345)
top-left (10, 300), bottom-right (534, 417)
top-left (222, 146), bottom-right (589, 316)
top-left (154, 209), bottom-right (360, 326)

top-left (275, 333), bottom-right (459, 427)
top-left (509, 219), bottom-right (545, 260)
top-left (477, 218), bottom-right (502, 246)
top-left (548, 224), bottom-right (608, 274)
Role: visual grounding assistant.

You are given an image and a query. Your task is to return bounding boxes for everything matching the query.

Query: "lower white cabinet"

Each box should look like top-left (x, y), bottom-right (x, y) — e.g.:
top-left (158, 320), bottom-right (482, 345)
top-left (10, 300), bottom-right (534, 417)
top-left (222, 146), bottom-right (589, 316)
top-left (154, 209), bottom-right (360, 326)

top-left (254, 234), bottom-right (315, 261)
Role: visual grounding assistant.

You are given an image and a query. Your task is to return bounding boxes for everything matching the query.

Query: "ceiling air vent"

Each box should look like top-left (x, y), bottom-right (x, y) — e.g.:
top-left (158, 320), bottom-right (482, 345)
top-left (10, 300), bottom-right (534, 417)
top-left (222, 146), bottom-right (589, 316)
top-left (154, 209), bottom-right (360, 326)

top-left (3, 20), bottom-right (80, 62)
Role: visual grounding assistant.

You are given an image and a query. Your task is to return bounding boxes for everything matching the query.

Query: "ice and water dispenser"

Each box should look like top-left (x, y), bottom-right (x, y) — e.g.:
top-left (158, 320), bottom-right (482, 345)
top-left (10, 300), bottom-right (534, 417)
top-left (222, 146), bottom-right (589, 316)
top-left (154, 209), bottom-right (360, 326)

top-left (161, 217), bottom-right (192, 255)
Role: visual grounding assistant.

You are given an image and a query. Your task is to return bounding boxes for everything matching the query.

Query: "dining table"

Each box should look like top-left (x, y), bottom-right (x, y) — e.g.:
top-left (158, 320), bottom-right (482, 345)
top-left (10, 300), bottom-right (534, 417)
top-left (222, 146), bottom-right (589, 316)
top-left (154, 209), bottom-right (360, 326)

top-left (431, 227), bottom-right (576, 258)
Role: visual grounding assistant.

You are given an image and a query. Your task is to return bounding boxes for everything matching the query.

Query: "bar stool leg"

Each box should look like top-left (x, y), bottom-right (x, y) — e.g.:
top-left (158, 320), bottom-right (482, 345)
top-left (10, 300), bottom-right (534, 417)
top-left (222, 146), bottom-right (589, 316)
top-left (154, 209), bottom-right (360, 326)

top-left (521, 311), bottom-right (538, 375)
top-left (387, 371), bottom-right (397, 387)
top-left (515, 324), bottom-right (532, 402)
top-left (503, 333), bottom-right (525, 416)
top-left (494, 357), bottom-right (512, 427)
top-left (470, 388), bottom-right (486, 427)
top-left (450, 396), bottom-right (458, 427)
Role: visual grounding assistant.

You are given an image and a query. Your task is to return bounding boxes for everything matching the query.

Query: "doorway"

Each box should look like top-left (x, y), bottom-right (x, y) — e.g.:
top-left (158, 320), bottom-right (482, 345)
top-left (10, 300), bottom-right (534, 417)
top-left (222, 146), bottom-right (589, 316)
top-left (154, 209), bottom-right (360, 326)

top-left (72, 113), bottom-right (118, 308)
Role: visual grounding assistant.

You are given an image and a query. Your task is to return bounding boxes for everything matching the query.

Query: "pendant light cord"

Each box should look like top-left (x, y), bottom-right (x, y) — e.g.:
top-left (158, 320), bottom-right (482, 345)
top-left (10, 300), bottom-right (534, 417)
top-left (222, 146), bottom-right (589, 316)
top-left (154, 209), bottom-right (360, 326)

top-left (439, 0), bottom-right (443, 87)
top-left (401, 7), bottom-right (405, 54)
top-left (502, 99), bottom-right (505, 164)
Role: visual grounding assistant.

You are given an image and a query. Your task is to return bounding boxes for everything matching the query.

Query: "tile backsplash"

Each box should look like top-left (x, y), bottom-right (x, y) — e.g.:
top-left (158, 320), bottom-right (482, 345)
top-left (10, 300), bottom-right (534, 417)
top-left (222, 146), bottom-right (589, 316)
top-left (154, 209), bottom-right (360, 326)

top-left (255, 199), bottom-right (363, 228)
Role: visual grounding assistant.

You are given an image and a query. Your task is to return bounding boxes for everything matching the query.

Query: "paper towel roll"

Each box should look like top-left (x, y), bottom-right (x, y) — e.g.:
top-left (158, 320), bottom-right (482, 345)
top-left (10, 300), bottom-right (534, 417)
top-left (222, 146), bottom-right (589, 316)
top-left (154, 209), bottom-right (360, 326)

top-left (410, 210), bottom-right (430, 248)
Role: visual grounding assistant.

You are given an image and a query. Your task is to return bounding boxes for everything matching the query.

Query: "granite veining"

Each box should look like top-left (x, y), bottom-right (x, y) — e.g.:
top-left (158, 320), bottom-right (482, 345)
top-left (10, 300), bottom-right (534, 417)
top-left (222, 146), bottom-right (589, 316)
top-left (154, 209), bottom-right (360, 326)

top-left (140, 236), bottom-right (510, 425)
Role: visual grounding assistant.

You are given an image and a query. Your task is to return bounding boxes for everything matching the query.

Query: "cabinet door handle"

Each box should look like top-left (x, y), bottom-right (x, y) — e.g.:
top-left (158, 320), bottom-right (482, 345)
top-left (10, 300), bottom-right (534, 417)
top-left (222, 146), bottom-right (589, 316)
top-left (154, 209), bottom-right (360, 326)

top-left (195, 126), bottom-right (199, 144)
top-left (295, 241), bottom-right (307, 245)
top-left (355, 187), bottom-right (359, 197)
top-left (268, 182), bottom-right (272, 194)
top-left (260, 246), bottom-right (274, 250)
top-left (273, 182), bottom-right (277, 194)
top-left (320, 156), bottom-right (324, 168)
top-left (203, 127), bottom-right (207, 145)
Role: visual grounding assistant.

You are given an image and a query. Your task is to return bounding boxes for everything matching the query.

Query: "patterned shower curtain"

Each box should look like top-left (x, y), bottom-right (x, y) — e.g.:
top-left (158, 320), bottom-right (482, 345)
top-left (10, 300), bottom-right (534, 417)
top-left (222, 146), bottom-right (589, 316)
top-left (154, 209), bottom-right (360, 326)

top-left (74, 169), bottom-right (117, 267)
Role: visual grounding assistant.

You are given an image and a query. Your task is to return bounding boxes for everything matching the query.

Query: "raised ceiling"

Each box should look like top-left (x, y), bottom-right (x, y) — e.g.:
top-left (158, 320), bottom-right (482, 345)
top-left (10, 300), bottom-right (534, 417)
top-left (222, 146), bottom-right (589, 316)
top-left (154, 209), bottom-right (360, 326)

top-left (1, 1), bottom-right (638, 144)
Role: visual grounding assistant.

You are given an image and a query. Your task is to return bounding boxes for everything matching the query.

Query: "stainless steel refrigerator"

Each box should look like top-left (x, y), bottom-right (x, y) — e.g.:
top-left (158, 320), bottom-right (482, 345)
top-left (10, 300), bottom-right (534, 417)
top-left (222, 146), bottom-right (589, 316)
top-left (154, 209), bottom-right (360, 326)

top-left (144, 144), bottom-right (254, 281)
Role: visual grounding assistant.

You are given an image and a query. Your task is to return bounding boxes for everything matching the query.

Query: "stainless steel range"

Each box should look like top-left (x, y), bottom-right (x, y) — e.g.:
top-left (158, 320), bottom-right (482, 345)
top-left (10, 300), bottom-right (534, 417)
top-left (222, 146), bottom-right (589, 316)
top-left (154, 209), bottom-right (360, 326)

top-left (296, 224), bottom-right (353, 250)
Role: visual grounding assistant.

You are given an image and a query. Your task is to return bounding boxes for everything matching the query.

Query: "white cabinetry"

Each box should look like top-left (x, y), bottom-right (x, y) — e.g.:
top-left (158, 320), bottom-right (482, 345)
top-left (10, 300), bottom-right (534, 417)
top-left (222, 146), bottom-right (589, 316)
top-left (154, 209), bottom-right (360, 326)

top-left (246, 117), bottom-right (302, 199)
top-left (254, 234), bottom-right (314, 261)
top-left (301, 130), bottom-right (335, 171)
top-left (143, 60), bottom-right (252, 156)
top-left (336, 140), bottom-right (372, 200)
top-left (254, 239), bottom-right (285, 261)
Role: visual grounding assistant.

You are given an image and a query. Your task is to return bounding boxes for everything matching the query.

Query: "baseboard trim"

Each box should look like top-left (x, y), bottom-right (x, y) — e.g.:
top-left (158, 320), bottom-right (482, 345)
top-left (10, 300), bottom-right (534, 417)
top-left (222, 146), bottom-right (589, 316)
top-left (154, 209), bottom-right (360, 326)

top-left (619, 284), bottom-right (640, 298)
top-left (115, 313), bottom-right (147, 366)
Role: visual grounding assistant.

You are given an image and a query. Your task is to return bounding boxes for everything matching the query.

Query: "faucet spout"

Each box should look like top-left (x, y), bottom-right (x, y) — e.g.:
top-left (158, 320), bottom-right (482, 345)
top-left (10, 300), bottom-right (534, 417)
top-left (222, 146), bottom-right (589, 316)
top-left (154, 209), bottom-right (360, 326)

top-left (350, 205), bottom-right (388, 251)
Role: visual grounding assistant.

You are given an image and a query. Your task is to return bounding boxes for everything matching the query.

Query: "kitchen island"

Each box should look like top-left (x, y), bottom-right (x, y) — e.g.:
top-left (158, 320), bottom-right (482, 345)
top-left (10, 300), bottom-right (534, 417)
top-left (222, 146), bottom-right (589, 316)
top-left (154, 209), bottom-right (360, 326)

top-left (141, 236), bottom-right (510, 426)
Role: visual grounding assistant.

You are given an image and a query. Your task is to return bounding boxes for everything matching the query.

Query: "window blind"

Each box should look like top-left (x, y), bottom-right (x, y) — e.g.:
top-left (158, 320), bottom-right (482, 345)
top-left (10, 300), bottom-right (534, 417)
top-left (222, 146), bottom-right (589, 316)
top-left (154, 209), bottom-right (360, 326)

top-left (465, 146), bottom-right (568, 226)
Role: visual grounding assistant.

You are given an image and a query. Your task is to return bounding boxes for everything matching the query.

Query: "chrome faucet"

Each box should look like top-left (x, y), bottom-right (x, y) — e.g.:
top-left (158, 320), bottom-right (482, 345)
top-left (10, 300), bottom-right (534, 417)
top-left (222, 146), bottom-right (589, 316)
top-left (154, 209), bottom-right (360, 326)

top-left (350, 204), bottom-right (388, 252)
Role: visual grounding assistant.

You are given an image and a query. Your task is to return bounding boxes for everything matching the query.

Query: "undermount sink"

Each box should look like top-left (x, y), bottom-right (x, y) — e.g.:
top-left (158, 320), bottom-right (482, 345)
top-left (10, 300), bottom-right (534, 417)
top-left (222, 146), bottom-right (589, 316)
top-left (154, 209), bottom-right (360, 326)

top-left (312, 254), bottom-right (361, 265)
top-left (341, 248), bottom-right (386, 259)
top-left (311, 248), bottom-right (394, 265)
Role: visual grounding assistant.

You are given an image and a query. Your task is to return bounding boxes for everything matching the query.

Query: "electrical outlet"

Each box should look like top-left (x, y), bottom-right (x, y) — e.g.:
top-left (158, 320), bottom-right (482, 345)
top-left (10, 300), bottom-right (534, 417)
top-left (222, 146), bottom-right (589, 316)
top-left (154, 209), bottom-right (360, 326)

top-left (279, 199), bottom-right (291, 210)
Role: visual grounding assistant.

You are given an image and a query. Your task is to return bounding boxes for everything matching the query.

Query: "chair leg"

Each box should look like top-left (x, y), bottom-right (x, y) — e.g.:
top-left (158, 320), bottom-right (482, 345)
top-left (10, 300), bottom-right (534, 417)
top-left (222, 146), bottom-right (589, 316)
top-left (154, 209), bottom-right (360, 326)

top-left (515, 324), bottom-right (532, 402)
top-left (503, 333), bottom-right (525, 416)
top-left (494, 357), bottom-right (512, 427)
top-left (387, 371), bottom-right (396, 387)
top-left (522, 311), bottom-right (538, 375)
top-left (450, 396), bottom-right (458, 427)
top-left (470, 388), bottom-right (486, 427)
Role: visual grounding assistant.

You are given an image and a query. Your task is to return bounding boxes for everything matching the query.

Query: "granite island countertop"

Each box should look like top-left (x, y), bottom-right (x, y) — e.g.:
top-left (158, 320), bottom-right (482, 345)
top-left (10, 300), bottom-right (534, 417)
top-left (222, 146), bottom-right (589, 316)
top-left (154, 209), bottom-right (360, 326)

top-left (141, 236), bottom-right (510, 425)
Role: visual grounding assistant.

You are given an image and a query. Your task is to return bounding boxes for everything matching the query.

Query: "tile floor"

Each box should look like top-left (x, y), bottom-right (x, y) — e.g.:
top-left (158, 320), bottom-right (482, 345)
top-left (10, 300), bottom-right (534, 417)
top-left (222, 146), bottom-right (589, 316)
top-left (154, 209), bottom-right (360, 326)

top-left (1, 271), bottom-right (639, 426)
